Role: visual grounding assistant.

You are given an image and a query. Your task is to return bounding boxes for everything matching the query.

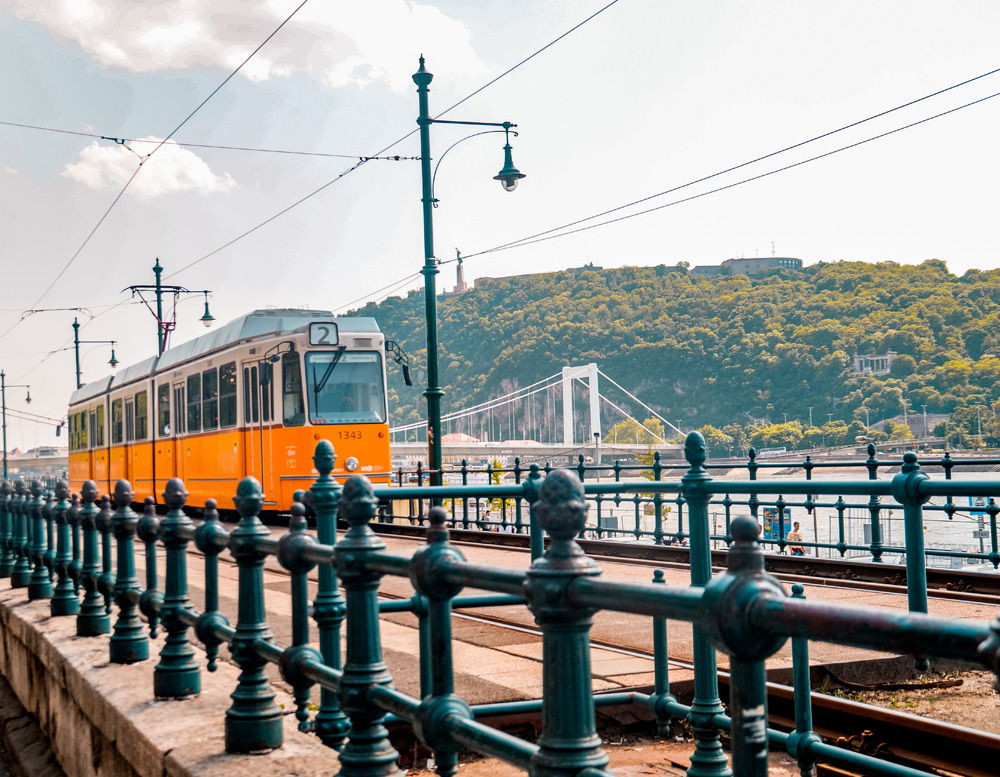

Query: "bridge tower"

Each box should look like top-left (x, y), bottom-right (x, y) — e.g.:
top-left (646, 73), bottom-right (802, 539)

top-left (561, 364), bottom-right (600, 446)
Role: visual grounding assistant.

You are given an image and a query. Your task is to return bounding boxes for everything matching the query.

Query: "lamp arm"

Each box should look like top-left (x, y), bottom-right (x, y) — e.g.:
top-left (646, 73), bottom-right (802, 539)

top-left (431, 129), bottom-right (514, 205)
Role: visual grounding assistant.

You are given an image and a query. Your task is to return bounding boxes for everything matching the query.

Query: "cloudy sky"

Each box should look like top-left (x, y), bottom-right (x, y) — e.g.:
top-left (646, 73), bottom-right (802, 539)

top-left (2, 1), bottom-right (999, 451)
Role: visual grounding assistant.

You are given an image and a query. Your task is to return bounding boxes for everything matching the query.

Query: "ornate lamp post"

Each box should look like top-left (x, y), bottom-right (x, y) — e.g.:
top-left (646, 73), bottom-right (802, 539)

top-left (124, 258), bottom-right (214, 356)
top-left (0, 372), bottom-right (31, 479)
top-left (414, 56), bottom-right (525, 485)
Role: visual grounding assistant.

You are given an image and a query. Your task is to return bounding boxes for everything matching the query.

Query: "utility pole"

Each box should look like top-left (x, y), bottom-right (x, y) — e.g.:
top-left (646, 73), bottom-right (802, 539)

top-left (124, 258), bottom-right (214, 355)
top-left (808, 407), bottom-right (813, 427)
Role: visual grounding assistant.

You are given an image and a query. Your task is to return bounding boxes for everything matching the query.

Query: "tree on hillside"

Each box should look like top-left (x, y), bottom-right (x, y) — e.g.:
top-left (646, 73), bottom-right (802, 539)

top-left (698, 425), bottom-right (734, 457)
top-left (607, 417), bottom-right (667, 444)
top-left (749, 423), bottom-right (803, 450)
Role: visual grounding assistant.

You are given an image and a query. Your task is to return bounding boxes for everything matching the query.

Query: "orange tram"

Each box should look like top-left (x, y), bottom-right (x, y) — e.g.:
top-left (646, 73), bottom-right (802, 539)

top-left (68, 309), bottom-right (393, 512)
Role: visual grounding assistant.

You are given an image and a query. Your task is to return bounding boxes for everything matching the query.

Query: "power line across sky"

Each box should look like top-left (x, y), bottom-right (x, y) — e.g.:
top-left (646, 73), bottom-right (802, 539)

top-left (2, 1), bottom-right (1000, 452)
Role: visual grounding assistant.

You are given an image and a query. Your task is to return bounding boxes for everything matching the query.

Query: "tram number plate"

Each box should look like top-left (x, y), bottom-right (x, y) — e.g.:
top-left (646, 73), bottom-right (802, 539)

top-left (972, 530), bottom-right (990, 539)
top-left (309, 322), bottom-right (340, 346)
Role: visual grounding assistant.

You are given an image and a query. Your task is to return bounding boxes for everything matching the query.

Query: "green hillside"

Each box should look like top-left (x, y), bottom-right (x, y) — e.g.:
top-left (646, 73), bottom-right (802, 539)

top-left (357, 259), bottom-right (1000, 452)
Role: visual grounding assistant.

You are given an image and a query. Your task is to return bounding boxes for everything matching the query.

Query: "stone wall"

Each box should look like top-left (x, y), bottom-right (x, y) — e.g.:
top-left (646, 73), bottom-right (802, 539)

top-left (0, 587), bottom-right (333, 777)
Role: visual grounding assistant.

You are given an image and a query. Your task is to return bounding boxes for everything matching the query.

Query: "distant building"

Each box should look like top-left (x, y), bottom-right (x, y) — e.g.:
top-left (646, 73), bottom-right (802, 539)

top-left (722, 257), bottom-right (802, 275)
top-left (441, 432), bottom-right (480, 443)
top-left (853, 351), bottom-right (897, 376)
top-left (690, 257), bottom-right (802, 277)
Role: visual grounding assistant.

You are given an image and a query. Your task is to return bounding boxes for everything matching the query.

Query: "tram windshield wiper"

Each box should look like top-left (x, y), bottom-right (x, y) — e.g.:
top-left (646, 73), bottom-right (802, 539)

top-left (312, 346), bottom-right (347, 409)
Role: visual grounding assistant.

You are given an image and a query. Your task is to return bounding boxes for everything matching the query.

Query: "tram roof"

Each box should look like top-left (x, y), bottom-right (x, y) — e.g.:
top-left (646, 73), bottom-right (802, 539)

top-left (69, 309), bottom-right (380, 404)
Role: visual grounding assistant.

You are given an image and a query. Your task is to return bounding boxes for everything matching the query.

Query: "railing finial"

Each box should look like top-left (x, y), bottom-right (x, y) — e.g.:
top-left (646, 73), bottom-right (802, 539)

top-left (233, 477), bottom-right (264, 519)
top-left (684, 431), bottom-right (707, 475)
top-left (313, 439), bottom-right (337, 477)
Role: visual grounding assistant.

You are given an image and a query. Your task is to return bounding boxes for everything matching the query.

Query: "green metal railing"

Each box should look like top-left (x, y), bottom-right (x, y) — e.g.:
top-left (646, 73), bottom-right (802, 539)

top-left (1, 433), bottom-right (998, 777)
top-left (391, 445), bottom-right (1000, 570)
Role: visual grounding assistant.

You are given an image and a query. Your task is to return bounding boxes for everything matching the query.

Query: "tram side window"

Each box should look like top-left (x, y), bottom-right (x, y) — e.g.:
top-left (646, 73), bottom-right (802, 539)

top-left (219, 362), bottom-right (237, 428)
top-left (111, 399), bottom-right (123, 444)
top-left (69, 414), bottom-right (78, 451)
top-left (282, 352), bottom-right (305, 427)
top-left (262, 364), bottom-right (272, 423)
top-left (135, 391), bottom-right (148, 440)
top-left (243, 366), bottom-right (259, 424)
top-left (203, 368), bottom-right (219, 430)
top-left (95, 405), bottom-right (105, 447)
top-left (157, 384), bottom-right (170, 436)
top-left (187, 374), bottom-right (202, 432)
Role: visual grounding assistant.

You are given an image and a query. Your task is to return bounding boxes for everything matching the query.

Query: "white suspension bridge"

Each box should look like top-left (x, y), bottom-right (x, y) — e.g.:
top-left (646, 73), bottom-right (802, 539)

top-left (390, 364), bottom-right (685, 467)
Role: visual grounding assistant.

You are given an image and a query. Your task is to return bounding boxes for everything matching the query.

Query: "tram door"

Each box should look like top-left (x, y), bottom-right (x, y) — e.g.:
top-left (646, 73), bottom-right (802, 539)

top-left (124, 397), bottom-right (135, 484)
top-left (88, 409), bottom-right (104, 495)
top-left (242, 362), bottom-right (273, 499)
top-left (171, 383), bottom-right (186, 484)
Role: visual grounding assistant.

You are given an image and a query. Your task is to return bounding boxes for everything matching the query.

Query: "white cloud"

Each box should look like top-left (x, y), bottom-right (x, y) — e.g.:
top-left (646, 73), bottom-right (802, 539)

top-left (2, 164), bottom-right (17, 175)
top-left (3, 0), bottom-right (486, 92)
top-left (62, 138), bottom-right (235, 200)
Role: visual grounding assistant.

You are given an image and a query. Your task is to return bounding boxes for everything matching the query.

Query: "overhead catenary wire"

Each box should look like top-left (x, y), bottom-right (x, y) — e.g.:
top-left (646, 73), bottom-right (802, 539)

top-left (460, 68), bottom-right (1000, 261)
top-left (0, 0), bottom-right (314, 343)
top-left (0, 122), bottom-right (419, 160)
top-left (165, 2), bottom-right (620, 285)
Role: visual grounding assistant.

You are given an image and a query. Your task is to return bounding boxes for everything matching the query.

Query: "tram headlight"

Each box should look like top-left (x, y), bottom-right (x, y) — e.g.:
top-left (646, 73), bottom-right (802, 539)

top-left (345, 457), bottom-right (359, 472)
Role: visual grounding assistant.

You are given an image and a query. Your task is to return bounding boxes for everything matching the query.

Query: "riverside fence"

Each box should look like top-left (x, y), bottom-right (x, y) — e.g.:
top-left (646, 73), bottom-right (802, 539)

top-left (0, 432), bottom-right (998, 777)
top-left (393, 444), bottom-right (1000, 571)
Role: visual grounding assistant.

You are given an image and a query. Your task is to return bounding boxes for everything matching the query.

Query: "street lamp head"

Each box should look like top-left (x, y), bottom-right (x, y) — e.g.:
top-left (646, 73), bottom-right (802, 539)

top-left (24, 389), bottom-right (31, 404)
top-left (494, 142), bottom-right (525, 192)
top-left (108, 345), bottom-right (119, 369)
top-left (200, 294), bottom-right (215, 328)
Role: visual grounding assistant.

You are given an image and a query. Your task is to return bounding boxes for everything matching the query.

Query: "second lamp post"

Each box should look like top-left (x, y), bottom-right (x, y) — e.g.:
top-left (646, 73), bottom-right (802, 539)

top-left (414, 56), bottom-right (526, 485)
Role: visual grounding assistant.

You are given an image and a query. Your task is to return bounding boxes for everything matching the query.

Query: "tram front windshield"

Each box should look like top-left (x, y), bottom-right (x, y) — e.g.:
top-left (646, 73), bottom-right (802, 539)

top-left (305, 351), bottom-right (386, 424)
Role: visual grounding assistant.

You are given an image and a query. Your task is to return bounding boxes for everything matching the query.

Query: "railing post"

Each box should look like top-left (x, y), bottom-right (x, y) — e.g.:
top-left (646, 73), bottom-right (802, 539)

top-left (866, 444), bottom-right (884, 562)
top-left (137, 497), bottom-right (162, 638)
top-left (96, 494), bottom-right (116, 613)
top-left (154, 479), bottom-right (200, 698)
top-left (525, 464), bottom-right (544, 561)
top-left (43, 489), bottom-right (56, 583)
top-left (460, 459), bottom-right (469, 529)
top-left (890, 452), bottom-right (930, 618)
top-left (77, 481), bottom-right (110, 636)
top-left (109, 480), bottom-right (148, 664)
top-left (0, 482), bottom-right (14, 577)
top-left (701, 517), bottom-right (786, 777)
top-left (50, 481), bottom-right (79, 616)
top-left (28, 480), bottom-right (53, 599)
top-left (648, 568), bottom-right (677, 734)
top-left (525, 469), bottom-right (609, 777)
top-left (10, 480), bottom-right (31, 587)
top-left (334, 475), bottom-right (400, 777)
top-left (194, 498), bottom-right (230, 672)
top-left (226, 477), bottom-right (283, 753)
top-left (784, 584), bottom-right (821, 777)
top-left (277, 499), bottom-right (322, 732)
top-left (513, 457), bottom-right (523, 533)
top-left (653, 451), bottom-right (664, 546)
top-left (681, 432), bottom-right (731, 777)
top-left (309, 440), bottom-right (350, 748)
top-left (409, 505), bottom-right (471, 777)
top-left (68, 493), bottom-right (82, 595)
